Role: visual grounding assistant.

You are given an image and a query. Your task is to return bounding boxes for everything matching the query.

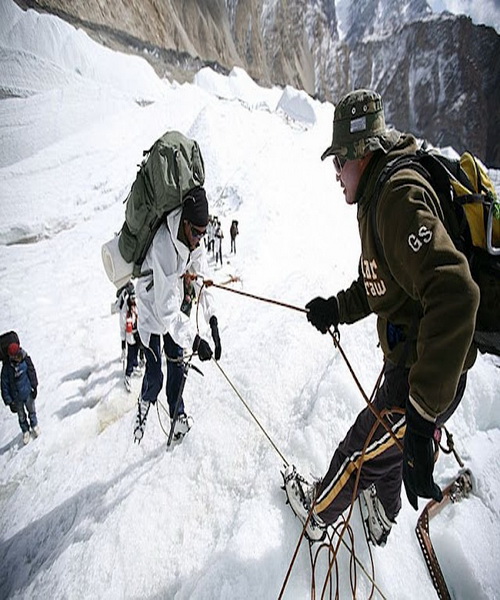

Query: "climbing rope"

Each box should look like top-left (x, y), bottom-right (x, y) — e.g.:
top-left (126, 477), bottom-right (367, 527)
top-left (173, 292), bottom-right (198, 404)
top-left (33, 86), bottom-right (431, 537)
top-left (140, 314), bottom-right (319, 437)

top-left (201, 277), bottom-right (403, 452)
top-left (278, 371), bottom-right (392, 600)
top-left (191, 276), bottom-right (464, 599)
top-left (211, 352), bottom-right (388, 600)
top-left (192, 276), bottom-right (396, 598)
top-left (438, 425), bottom-right (465, 468)
top-left (156, 397), bottom-right (172, 437)
top-left (212, 359), bottom-right (289, 466)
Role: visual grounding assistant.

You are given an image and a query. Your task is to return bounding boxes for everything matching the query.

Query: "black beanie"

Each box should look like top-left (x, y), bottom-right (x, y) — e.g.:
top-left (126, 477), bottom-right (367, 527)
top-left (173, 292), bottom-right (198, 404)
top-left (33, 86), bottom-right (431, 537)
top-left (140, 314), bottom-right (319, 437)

top-left (182, 187), bottom-right (209, 227)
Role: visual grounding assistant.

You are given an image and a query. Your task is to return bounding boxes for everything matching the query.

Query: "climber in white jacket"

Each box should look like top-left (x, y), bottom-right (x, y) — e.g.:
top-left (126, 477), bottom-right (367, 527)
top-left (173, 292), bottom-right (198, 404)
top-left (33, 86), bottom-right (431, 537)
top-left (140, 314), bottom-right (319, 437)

top-left (134, 187), bottom-right (222, 443)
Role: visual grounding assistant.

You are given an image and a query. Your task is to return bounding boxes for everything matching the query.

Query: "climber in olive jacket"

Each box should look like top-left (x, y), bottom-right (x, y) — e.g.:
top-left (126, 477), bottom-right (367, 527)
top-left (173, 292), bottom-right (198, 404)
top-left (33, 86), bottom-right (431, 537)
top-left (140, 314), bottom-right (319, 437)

top-left (302, 89), bottom-right (479, 542)
top-left (336, 131), bottom-right (478, 418)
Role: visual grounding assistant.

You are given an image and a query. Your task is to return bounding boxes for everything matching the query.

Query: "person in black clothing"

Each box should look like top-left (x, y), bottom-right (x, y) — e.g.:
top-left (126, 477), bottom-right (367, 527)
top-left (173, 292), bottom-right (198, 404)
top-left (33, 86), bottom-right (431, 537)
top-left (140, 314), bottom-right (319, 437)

top-left (215, 219), bottom-right (223, 266)
top-left (230, 220), bottom-right (239, 254)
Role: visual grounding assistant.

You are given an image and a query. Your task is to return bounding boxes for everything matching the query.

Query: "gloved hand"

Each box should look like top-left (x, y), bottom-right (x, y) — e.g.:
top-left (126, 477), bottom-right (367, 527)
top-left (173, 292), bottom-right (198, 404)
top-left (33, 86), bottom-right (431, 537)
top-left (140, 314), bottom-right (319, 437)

top-left (305, 296), bottom-right (339, 334)
top-left (403, 399), bottom-right (443, 510)
top-left (8, 403), bottom-right (17, 414)
top-left (193, 334), bottom-right (213, 362)
top-left (31, 388), bottom-right (37, 400)
top-left (209, 316), bottom-right (222, 360)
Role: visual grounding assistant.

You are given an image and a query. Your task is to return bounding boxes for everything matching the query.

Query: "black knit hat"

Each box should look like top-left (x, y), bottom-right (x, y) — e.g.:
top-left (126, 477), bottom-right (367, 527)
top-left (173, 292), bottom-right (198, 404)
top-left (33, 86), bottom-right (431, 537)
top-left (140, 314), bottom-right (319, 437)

top-left (182, 187), bottom-right (209, 227)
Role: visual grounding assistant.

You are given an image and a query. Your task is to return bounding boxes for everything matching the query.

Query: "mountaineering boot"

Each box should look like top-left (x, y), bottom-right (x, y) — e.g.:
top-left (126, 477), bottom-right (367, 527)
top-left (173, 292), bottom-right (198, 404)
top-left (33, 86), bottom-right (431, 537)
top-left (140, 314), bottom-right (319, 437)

top-left (282, 464), bottom-right (326, 542)
top-left (32, 425), bottom-right (40, 438)
top-left (124, 375), bottom-right (132, 392)
top-left (171, 413), bottom-right (193, 442)
top-left (359, 484), bottom-right (394, 547)
top-left (134, 397), bottom-right (151, 443)
top-left (22, 431), bottom-right (31, 445)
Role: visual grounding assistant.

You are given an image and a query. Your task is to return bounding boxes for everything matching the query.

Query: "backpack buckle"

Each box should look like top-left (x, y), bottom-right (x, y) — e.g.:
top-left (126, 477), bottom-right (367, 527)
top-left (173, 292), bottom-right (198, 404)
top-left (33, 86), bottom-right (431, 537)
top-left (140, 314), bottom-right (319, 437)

top-left (486, 199), bottom-right (500, 256)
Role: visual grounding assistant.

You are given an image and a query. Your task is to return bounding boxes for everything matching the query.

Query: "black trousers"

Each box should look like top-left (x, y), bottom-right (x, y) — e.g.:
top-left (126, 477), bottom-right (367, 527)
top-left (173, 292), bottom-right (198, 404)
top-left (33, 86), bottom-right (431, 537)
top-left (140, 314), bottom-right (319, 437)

top-left (140, 333), bottom-right (184, 418)
top-left (125, 342), bottom-right (139, 376)
top-left (314, 361), bottom-right (467, 524)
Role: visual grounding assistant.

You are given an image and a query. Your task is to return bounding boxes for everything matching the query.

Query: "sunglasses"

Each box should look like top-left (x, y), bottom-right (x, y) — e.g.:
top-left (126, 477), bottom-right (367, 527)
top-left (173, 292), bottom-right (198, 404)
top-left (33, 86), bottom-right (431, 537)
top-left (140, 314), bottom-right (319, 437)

top-left (189, 223), bottom-right (206, 239)
top-left (333, 155), bottom-right (348, 175)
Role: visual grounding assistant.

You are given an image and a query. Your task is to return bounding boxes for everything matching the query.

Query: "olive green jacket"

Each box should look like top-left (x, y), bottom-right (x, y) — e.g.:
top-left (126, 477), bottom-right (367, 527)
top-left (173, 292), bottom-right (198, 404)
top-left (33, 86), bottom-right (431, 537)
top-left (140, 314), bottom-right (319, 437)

top-left (336, 134), bottom-right (480, 419)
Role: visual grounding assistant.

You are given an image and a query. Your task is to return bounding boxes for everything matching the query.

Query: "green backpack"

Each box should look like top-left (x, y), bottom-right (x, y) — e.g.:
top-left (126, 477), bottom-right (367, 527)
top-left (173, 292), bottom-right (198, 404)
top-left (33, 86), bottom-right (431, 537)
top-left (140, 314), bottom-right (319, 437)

top-left (372, 148), bottom-right (500, 356)
top-left (118, 130), bottom-right (205, 277)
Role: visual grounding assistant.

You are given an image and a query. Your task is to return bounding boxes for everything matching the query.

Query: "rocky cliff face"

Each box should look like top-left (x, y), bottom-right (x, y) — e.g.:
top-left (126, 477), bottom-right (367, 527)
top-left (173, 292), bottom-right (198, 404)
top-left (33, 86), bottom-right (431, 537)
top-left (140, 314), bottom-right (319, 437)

top-left (336, 0), bottom-right (431, 45)
top-left (19, 0), bottom-right (339, 94)
top-left (344, 15), bottom-right (500, 167)
top-left (15, 0), bottom-right (500, 166)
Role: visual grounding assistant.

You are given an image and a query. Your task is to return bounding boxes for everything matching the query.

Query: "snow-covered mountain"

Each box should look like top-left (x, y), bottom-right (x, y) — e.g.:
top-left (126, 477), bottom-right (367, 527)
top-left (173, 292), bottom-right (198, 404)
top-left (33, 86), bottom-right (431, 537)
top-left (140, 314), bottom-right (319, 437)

top-left (335, 0), bottom-right (431, 44)
top-left (427, 0), bottom-right (500, 32)
top-left (1, 1), bottom-right (500, 598)
top-left (12, 0), bottom-right (500, 168)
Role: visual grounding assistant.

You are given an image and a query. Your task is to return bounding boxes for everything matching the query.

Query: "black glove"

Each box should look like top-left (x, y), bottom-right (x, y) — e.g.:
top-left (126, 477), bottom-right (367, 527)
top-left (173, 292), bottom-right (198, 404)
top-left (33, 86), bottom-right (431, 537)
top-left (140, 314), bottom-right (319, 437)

top-left (209, 316), bottom-right (222, 360)
top-left (9, 403), bottom-right (17, 414)
top-left (305, 296), bottom-right (339, 334)
top-left (193, 334), bottom-right (213, 362)
top-left (403, 400), bottom-right (443, 510)
top-left (31, 388), bottom-right (37, 400)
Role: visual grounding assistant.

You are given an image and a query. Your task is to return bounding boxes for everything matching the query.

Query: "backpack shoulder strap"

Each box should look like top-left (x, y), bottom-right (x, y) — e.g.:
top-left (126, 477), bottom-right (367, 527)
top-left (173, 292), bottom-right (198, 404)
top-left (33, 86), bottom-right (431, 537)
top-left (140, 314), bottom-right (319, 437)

top-left (370, 150), bottom-right (469, 260)
top-left (370, 152), bottom-right (434, 261)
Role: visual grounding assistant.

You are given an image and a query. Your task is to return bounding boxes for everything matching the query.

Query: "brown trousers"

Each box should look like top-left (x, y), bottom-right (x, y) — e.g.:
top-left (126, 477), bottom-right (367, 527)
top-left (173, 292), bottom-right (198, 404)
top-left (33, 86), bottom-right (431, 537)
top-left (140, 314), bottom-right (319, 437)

top-left (314, 361), bottom-right (467, 524)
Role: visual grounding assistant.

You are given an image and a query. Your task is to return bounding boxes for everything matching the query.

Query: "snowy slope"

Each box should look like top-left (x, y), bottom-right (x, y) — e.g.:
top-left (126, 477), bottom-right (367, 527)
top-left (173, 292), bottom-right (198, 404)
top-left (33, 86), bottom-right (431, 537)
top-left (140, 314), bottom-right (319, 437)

top-left (0, 1), bottom-right (499, 599)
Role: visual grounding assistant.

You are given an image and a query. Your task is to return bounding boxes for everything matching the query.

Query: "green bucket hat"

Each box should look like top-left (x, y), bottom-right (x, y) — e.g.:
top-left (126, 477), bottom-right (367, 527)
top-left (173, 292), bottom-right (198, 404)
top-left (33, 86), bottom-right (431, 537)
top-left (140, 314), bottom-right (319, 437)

top-left (321, 89), bottom-right (401, 161)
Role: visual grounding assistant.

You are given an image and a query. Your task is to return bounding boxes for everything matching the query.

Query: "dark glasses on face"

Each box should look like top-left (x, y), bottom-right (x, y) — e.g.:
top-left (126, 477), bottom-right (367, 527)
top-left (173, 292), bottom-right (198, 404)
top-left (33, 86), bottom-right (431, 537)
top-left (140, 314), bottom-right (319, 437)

top-left (190, 223), bottom-right (206, 239)
top-left (333, 155), bottom-right (347, 175)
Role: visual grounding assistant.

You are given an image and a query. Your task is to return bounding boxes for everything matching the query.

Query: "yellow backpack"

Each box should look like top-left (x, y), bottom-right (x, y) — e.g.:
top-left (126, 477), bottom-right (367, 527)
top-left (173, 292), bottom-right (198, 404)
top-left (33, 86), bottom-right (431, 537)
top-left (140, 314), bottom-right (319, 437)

top-left (451, 151), bottom-right (499, 255)
top-left (373, 148), bottom-right (500, 356)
